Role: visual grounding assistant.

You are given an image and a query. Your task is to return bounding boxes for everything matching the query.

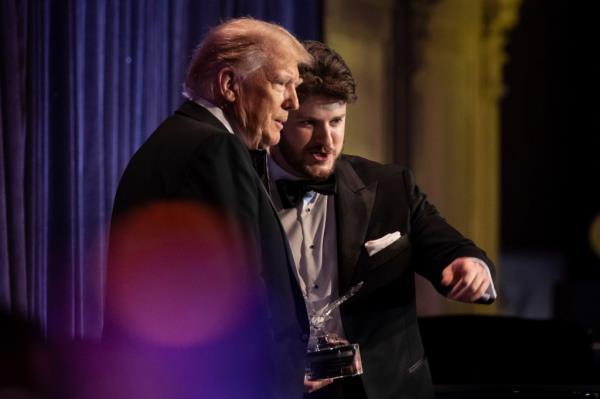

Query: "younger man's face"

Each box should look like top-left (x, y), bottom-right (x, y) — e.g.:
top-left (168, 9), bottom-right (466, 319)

top-left (272, 95), bottom-right (346, 180)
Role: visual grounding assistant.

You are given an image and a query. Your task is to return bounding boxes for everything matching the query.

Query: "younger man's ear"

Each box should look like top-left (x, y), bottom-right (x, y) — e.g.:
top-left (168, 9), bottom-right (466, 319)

top-left (217, 67), bottom-right (238, 103)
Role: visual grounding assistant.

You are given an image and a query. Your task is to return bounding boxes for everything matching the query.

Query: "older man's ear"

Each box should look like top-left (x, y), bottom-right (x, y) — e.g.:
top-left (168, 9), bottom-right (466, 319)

top-left (216, 67), bottom-right (238, 103)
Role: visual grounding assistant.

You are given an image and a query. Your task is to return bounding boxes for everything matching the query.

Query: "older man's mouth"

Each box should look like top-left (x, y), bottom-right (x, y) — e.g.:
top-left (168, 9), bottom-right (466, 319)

top-left (274, 119), bottom-right (286, 130)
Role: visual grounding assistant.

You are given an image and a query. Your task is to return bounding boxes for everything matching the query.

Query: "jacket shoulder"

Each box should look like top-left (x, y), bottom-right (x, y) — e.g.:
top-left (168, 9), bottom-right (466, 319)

top-left (340, 154), bottom-right (411, 184)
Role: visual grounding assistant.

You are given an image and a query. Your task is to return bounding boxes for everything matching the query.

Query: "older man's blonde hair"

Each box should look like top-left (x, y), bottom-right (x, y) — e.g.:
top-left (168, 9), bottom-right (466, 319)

top-left (183, 18), bottom-right (312, 101)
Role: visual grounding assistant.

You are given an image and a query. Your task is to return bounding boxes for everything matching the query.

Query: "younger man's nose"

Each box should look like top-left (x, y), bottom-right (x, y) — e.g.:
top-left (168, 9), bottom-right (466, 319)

top-left (314, 124), bottom-right (334, 146)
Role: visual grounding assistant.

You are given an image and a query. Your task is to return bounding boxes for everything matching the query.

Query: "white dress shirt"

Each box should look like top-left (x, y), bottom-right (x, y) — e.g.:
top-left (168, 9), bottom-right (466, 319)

top-left (267, 156), bottom-right (347, 339)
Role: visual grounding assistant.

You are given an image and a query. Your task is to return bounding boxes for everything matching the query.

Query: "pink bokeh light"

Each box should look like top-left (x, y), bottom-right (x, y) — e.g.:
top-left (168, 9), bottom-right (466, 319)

top-left (105, 201), bottom-right (257, 347)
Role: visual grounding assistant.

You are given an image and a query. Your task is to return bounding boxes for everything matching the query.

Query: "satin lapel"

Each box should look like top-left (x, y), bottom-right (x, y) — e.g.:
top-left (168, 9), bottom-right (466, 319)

top-left (335, 159), bottom-right (377, 295)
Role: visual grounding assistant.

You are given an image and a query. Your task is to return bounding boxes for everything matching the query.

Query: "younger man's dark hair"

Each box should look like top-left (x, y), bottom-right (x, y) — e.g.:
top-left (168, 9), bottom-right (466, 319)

top-left (297, 40), bottom-right (357, 104)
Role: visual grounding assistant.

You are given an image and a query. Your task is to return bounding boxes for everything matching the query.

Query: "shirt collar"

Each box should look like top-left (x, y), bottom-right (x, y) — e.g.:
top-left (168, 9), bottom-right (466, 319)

top-left (193, 97), bottom-right (235, 135)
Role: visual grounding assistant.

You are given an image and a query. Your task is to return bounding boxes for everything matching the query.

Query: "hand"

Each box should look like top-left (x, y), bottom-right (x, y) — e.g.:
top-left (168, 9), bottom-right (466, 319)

top-left (304, 376), bottom-right (333, 393)
top-left (441, 257), bottom-right (491, 302)
top-left (304, 335), bottom-right (342, 393)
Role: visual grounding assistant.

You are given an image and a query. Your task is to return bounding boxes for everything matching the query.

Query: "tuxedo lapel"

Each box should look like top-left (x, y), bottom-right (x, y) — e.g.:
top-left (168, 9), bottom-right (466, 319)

top-left (335, 158), bottom-right (377, 295)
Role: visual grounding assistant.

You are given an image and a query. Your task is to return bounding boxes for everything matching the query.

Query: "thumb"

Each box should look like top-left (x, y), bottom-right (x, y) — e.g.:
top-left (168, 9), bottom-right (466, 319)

top-left (441, 265), bottom-right (455, 286)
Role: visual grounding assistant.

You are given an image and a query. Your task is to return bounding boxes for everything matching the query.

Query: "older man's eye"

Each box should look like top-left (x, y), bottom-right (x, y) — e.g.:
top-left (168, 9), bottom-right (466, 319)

top-left (272, 81), bottom-right (286, 91)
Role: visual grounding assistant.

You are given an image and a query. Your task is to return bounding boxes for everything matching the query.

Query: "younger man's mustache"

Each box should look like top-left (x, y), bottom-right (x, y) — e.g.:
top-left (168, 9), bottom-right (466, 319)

top-left (307, 145), bottom-right (335, 154)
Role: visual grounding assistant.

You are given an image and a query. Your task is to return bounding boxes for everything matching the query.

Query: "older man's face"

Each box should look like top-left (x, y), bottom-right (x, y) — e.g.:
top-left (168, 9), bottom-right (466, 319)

top-left (233, 57), bottom-right (302, 150)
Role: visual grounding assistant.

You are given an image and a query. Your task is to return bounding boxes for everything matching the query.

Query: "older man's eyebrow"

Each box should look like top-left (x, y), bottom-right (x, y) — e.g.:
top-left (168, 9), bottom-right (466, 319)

top-left (268, 70), bottom-right (296, 82)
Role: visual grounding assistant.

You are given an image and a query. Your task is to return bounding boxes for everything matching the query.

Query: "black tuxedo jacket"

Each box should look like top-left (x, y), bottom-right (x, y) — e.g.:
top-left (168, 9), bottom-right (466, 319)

top-left (107, 101), bottom-right (309, 398)
top-left (332, 155), bottom-right (495, 399)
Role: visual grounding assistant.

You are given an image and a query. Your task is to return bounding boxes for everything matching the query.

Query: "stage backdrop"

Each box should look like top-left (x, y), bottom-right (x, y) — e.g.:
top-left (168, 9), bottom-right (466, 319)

top-left (0, 0), bottom-right (322, 338)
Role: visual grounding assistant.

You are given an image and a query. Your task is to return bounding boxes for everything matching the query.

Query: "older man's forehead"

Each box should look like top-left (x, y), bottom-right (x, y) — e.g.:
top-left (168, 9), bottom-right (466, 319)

top-left (263, 59), bottom-right (300, 79)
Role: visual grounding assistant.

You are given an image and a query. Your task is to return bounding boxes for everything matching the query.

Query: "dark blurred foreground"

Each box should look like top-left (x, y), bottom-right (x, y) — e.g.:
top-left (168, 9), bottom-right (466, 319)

top-left (2, 313), bottom-right (599, 398)
top-left (420, 315), bottom-right (600, 399)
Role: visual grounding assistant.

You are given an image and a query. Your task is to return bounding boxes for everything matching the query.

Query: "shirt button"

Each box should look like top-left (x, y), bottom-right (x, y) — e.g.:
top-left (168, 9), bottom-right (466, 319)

top-left (306, 208), bottom-right (311, 213)
top-left (309, 244), bottom-right (314, 249)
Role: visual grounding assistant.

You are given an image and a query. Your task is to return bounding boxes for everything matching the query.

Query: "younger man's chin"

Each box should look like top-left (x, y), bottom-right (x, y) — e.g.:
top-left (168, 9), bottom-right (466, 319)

top-left (305, 166), bottom-right (336, 180)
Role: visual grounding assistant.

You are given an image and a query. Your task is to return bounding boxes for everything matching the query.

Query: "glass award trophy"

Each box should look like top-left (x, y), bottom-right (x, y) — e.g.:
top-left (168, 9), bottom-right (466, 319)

top-left (305, 282), bottom-right (364, 381)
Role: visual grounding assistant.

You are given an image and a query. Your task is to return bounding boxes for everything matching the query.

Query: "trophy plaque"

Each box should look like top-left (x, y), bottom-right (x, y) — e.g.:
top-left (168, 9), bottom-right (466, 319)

top-left (305, 282), bottom-right (364, 381)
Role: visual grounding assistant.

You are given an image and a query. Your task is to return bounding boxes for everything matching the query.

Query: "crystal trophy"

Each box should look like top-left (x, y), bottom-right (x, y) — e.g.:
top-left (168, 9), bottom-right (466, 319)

top-left (305, 282), bottom-right (364, 381)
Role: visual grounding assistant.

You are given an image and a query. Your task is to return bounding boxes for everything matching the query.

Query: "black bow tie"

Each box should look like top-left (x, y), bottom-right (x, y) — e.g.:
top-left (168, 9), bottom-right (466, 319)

top-left (276, 175), bottom-right (336, 209)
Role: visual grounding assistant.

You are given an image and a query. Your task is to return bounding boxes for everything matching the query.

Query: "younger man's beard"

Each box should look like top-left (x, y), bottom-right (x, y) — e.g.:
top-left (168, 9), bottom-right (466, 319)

top-left (301, 150), bottom-right (341, 180)
top-left (305, 159), bottom-right (339, 180)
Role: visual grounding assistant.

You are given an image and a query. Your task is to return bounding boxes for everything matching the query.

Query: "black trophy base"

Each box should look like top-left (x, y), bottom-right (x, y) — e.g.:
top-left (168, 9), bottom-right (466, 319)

top-left (305, 343), bottom-right (363, 381)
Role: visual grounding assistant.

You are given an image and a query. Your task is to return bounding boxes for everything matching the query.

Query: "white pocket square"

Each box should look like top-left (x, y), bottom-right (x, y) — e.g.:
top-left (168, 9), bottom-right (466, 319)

top-left (364, 231), bottom-right (402, 256)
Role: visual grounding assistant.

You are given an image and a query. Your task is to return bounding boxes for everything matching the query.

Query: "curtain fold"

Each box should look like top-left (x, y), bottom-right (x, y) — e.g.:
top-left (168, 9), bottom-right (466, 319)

top-left (1, 0), bottom-right (28, 314)
top-left (0, 0), bottom-right (322, 338)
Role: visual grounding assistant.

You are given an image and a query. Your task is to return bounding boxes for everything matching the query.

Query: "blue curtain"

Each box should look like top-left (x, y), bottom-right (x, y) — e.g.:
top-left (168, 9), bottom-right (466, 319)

top-left (0, 0), bottom-right (322, 339)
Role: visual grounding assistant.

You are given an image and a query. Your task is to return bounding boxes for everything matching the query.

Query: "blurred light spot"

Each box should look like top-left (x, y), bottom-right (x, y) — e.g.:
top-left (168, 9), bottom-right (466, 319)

top-left (106, 201), bottom-right (256, 347)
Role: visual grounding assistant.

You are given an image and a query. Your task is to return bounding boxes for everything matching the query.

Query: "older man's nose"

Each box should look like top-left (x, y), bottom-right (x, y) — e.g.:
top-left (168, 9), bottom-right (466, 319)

top-left (282, 86), bottom-right (300, 111)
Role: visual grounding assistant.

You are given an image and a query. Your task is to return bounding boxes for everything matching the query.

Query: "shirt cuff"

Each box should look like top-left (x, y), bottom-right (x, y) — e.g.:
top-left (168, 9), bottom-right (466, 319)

top-left (467, 257), bottom-right (497, 301)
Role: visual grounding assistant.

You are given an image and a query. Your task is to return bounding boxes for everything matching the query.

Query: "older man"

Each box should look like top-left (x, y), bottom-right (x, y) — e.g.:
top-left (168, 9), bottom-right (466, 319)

top-left (267, 41), bottom-right (496, 399)
top-left (106, 18), bottom-right (312, 399)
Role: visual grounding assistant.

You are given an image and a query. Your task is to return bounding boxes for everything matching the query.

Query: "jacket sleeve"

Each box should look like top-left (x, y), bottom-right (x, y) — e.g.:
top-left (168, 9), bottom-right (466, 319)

top-left (404, 168), bottom-right (496, 301)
